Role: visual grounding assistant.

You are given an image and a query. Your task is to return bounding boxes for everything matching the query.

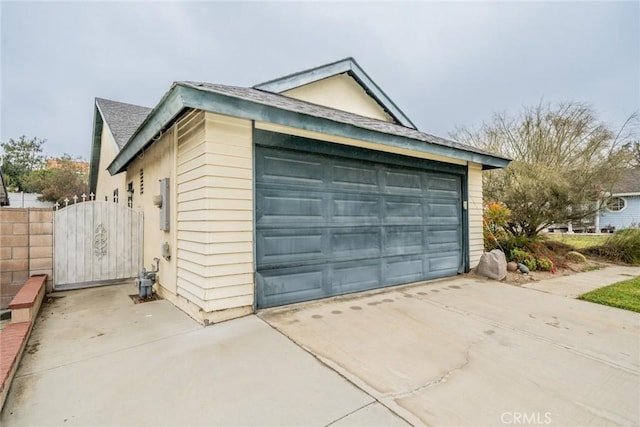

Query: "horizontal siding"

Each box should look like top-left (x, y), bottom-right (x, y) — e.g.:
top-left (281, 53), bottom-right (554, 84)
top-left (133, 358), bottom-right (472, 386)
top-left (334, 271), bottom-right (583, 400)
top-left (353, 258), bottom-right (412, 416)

top-left (178, 258), bottom-right (254, 278)
top-left (599, 196), bottom-right (640, 230)
top-left (468, 163), bottom-right (484, 267)
top-left (178, 164), bottom-right (252, 184)
top-left (177, 240), bottom-right (253, 255)
top-left (204, 294), bottom-right (254, 312)
top-left (176, 111), bottom-right (254, 312)
top-left (178, 230), bottom-right (252, 244)
top-left (176, 199), bottom-right (252, 214)
top-left (178, 220), bottom-right (253, 232)
top-left (178, 267), bottom-right (253, 288)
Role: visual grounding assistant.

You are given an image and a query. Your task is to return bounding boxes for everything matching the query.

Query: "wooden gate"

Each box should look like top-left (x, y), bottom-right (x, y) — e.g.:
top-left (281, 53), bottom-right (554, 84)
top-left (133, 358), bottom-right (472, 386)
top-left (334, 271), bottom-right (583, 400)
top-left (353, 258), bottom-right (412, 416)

top-left (54, 200), bottom-right (143, 290)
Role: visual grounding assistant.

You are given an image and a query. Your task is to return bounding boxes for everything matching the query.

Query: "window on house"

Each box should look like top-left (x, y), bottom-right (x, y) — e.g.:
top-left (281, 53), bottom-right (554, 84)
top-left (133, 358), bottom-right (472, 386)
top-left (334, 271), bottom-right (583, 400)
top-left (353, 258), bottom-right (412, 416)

top-left (113, 188), bottom-right (119, 203)
top-left (607, 197), bottom-right (626, 212)
top-left (140, 169), bottom-right (144, 194)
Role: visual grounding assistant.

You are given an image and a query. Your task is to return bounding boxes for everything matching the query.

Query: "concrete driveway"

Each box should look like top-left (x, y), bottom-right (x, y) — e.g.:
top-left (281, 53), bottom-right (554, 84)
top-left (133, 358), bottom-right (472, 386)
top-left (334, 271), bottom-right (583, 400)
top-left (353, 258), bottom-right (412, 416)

top-left (260, 271), bottom-right (640, 426)
top-left (2, 268), bottom-right (639, 426)
top-left (1, 283), bottom-right (406, 426)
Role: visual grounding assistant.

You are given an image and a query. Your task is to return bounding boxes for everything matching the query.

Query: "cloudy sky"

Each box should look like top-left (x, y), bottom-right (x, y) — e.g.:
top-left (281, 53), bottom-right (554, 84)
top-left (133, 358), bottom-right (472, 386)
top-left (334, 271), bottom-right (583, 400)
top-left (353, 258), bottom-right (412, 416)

top-left (1, 1), bottom-right (638, 160)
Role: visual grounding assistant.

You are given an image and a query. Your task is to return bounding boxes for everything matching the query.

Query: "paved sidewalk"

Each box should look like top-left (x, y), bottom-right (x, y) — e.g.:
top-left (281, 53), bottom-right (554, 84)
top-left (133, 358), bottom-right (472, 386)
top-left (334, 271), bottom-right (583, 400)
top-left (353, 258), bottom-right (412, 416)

top-left (521, 264), bottom-right (640, 297)
top-left (1, 283), bottom-right (407, 426)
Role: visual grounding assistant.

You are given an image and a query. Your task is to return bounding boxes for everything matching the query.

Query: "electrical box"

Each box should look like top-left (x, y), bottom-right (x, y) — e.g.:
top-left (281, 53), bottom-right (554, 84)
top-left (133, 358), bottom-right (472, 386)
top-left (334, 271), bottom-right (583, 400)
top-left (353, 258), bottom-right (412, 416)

top-left (162, 242), bottom-right (171, 260)
top-left (159, 178), bottom-right (170, 231)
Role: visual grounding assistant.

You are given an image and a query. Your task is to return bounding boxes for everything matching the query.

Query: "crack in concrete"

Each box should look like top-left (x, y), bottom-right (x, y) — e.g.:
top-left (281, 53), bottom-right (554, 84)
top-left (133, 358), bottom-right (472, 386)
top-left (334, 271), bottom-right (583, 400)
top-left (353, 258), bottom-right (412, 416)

top-left (390, 338), bottom-right (483, 399)
top-left (324, 401), bottom-right (376, 427)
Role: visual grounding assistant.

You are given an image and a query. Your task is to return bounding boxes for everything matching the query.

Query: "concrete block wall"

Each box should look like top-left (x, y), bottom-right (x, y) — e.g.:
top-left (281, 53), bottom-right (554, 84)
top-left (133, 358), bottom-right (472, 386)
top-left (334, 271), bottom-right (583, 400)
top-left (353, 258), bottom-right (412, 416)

top-left (0, 208), bottom-right (53, 309)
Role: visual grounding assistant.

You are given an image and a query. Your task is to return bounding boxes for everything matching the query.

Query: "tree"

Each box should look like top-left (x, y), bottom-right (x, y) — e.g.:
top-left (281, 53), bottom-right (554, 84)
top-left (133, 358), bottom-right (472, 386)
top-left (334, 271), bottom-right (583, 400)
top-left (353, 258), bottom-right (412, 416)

top-left (23, 155), bottom-right (89, 204)
top-left (623, 140), bottom-right (640, 168)
top-left (454, 102), bottom-right (636, 237)
top-left (0, 136), bottom-right (46, 191)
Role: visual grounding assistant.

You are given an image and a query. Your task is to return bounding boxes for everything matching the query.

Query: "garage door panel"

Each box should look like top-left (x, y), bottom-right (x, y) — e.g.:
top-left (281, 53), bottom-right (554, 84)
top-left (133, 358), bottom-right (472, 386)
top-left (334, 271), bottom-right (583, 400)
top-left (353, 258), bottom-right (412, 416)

top-left (383, 170), bottom-right (423, 193)
top-left (331, 260), bottom-right (380, 293)
top-left (426, 175), bottom-right (459, 191)
top-left (331, 195), bottom-right (380, 224)
top-left (332, 162), bottom-right (379, 189)
top-left (383, 255), bottom-right (426, 283)
top-left (258, 150), bottom-right (325, 185)
top-left (330, 228), bottom-right (381, 260)
top-left (257, 267), bottom-right (326, 307)
top-left (425, 229), bottom-right (460, 254)
top-left (384, 197), bottom-right (424, 224)
top-left (257, 230), bottom-right (325, 267)
top-left (428, 253), bottom-right (461, 273)
top-left (256, 190), bottom-right (327, 226)
top-left (383, 227), bottom-right (424, 256)
top-left (426, 203), bottom-right (460, 225)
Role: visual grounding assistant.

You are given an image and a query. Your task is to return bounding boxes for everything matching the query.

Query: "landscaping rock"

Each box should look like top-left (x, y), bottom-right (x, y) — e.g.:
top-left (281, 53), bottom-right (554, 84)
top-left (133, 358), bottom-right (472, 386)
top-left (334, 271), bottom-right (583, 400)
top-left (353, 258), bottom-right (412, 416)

top-left (517, 263), bottom-right (530, 274)
top-left (507, 261), bottom-right (518, 272)
top-left (566, 251), bottom-right (587, 263)
top-left (476, 249), bottom-right (507, 280)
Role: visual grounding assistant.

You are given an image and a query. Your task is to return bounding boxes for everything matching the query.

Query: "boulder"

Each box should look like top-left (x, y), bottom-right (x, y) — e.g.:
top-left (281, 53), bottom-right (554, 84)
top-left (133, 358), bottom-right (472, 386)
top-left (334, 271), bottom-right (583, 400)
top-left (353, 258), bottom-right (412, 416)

top-left (566, 251), bottom-right (587, 263)
top-left (507, 261), bottom-right (518, 272)
top-left (476, 249), bottom-right (507, 280)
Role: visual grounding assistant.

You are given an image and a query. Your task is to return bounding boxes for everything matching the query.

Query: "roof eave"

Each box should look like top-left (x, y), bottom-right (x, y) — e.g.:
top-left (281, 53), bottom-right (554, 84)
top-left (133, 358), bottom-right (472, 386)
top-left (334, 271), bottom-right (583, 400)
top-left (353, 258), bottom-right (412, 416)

top-left (88, 102), bottom-right (105, 194)
top-left (107, 84), bottom-right (184, 175)
top-left (108, 83), bottom-right (509, 175)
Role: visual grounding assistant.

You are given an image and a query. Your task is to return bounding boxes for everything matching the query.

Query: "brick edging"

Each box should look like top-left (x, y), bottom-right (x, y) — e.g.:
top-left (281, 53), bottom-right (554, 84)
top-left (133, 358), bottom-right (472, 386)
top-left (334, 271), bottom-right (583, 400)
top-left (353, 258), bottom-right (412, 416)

top-left (8, 275), bottom-right (47, 310)
top-left (0, 321), bottom-right (32, 410)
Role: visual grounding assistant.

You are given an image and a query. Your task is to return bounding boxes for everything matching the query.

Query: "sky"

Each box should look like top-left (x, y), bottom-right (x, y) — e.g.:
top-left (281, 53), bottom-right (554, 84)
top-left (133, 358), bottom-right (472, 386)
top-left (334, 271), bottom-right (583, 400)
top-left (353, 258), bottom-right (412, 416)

top-left (1, 1), bottom-right (639, 160)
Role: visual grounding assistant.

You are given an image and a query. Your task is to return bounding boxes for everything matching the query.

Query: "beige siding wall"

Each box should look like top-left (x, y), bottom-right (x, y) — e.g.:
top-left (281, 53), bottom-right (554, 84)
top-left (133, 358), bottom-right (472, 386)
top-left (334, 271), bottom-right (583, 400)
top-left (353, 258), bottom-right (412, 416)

top-left (468, 162), bottom-right (484, 267)
top-left (176, 111), bottom-right (254, 321)
top-left (282, 74), bottom-right (394, 123)
top-left (95, 125), bottom-right (126, 202)
top-left (126, 126), bottom-right (178, 295)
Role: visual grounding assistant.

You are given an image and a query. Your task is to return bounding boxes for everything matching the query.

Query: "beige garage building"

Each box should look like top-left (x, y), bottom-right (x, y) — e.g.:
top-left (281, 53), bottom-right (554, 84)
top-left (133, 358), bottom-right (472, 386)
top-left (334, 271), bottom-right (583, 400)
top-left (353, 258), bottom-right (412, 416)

top-left (89, 58), bottom-right (509, 324)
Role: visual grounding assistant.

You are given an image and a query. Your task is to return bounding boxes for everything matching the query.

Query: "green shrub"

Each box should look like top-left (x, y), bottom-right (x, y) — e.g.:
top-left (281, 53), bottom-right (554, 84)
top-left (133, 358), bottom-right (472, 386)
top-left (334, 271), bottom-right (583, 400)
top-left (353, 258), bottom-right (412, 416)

top-left (536, 256), bottom-right (554, 271)
top-left (509, 248), bottom-right (538, 271)
top-left (584, 229), bottom-right (640, 264)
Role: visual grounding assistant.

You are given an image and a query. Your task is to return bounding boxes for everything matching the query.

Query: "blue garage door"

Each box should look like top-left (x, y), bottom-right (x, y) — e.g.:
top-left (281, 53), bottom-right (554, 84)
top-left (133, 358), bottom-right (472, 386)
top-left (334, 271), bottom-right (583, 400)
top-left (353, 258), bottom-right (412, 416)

top-left (256, 143), bottom-right (463, 308)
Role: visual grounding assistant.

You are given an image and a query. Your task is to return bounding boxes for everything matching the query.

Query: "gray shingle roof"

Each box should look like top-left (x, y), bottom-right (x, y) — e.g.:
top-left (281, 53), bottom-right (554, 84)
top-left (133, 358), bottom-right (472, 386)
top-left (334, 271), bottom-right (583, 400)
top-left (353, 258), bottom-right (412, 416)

top-left (95, 98), bottom-right (152, 149)
top-left (181, 81), bottom-right (502, 160)
top-left (612, 169), bottom-right (640, 194)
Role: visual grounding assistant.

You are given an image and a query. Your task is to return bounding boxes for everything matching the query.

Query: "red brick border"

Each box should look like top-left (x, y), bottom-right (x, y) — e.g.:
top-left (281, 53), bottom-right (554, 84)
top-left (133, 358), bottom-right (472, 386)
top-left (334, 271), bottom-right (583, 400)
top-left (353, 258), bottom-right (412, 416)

top-left (1, 273), bottom-right (47, 410)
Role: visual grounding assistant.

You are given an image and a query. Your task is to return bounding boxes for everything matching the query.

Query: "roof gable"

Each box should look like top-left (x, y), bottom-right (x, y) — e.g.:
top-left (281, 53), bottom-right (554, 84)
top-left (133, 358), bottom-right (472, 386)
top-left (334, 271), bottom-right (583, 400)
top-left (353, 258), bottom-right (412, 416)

top-left (253, 58), bottom-right (416, 129)
top-left (89, 98), bottom-right (151, 193)
top-left (280, 73), bottom-right (395, 123)
top-left (95, 98), bottom-right (152, 149)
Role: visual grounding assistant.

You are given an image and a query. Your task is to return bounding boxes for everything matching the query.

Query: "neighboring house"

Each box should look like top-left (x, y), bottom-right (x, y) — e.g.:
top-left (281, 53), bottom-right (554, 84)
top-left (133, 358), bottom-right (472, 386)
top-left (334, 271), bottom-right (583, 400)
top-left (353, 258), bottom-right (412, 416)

top-left (0, 167), bottom-right (8, 206)
top-left (90, 57), bottom-right (510, 324)
top-left (597, 169), bottom-right (640, 231)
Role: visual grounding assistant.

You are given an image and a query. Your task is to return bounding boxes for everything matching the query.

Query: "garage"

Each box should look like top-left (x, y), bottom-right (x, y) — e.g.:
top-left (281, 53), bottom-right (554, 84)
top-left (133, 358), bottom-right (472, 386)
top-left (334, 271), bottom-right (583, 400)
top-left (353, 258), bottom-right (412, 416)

top-left (255, 130), bottom-right (466, 308)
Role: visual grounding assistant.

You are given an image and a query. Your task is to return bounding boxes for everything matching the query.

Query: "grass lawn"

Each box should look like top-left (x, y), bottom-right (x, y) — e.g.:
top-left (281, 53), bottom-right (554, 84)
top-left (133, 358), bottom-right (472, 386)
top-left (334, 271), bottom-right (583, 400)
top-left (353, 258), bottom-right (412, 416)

top-left (545, 233), bottom-right (609, 249)
top-left (579, 276), bottom-right (640, 313)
